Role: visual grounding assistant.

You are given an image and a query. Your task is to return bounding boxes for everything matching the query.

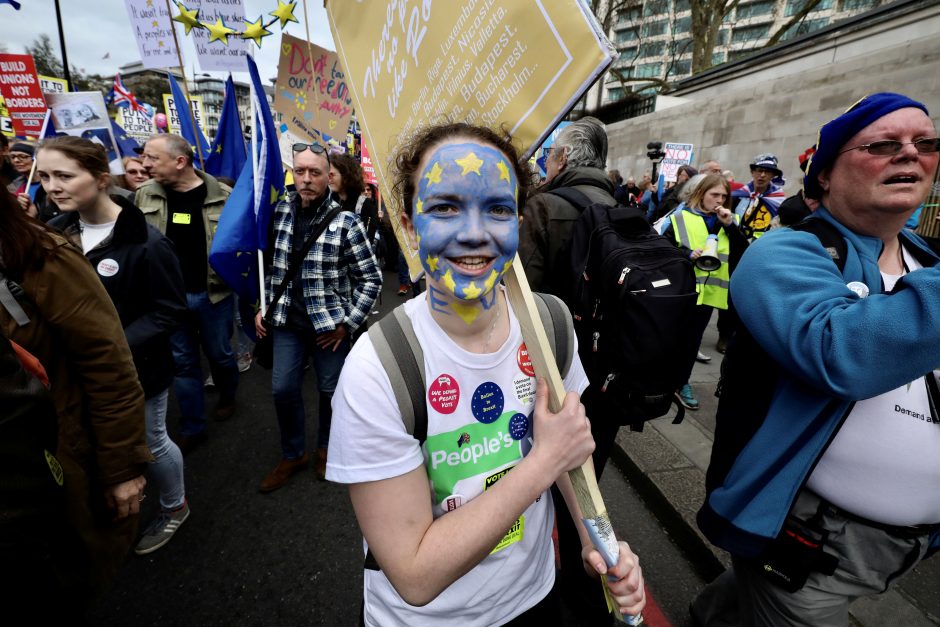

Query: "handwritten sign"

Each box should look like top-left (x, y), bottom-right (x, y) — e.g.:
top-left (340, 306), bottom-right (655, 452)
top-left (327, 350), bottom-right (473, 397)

top-left (38, 75), bottom-right (69, 95)
top-left (191, 0), bottom-right (248, 72)
top-left (116, 107), bottom-right (157, 143)
top-left (162, 93), bottom-right (206, 137)
top-left (272, 33), bottom-right (355, 149)
top-left (661, 142), bottom-right (694, 182)
top-left (326, 0), bottom-right (615, 276)
top-left (0, 54), bottom-right (46, 139)
top-left (123, 0), bottom-right (179, 70)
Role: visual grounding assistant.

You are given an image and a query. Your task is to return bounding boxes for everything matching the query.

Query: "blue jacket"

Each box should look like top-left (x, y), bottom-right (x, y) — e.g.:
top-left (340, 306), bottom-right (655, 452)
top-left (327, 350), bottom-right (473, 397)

top-left (698, 207), bottom-right (940, 557)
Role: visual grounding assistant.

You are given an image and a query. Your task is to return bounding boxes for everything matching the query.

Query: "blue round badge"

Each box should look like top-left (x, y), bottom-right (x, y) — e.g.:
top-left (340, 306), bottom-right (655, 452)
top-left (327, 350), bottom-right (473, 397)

top-left (471, 381), bottom-right (504, 424)
top-left (509, 413), bottom-right (529, 441)
top-left (520, 411), bottom-right (535, 457)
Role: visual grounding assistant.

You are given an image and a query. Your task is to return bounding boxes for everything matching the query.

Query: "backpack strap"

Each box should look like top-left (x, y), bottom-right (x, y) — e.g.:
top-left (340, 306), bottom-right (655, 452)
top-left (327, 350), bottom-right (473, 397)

top-left (371, 304), bottom-right (427, 442)
top-left (532, 292), bottom-right (574, 379)
top-left (790, 217), bottom-right (848, 274)
top-left (0, 273), bottom-right (31, 327)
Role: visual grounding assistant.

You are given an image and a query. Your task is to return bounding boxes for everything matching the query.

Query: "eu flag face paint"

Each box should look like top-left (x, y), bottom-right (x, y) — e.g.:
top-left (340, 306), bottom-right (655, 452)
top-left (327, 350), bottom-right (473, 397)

top-left (412, 141), bottom-right (519, 304)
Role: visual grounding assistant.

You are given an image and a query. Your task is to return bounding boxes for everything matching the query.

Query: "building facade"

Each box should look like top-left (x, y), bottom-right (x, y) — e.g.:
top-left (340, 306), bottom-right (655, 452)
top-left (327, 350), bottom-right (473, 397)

top-left (598, 0), bottom-right (889, 105)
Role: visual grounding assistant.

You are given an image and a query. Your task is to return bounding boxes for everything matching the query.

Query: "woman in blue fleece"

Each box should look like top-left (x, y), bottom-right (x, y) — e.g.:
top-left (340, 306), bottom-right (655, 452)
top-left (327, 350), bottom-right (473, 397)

top-left (695, 93), bottom-right (940, 627)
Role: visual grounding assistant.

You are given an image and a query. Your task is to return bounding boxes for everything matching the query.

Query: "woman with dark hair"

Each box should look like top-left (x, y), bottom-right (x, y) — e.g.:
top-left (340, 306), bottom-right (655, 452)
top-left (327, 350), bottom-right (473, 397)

top-left (329, 152), bottom-right (379, 246)
top-left (0, 182), bottom-right (150, 611)
top-left (327, 122), bottom-right (645, 625)
top-left (662, 172), bottom-right (748, 410)
top-left (37, 136), bottom-right (190, 556)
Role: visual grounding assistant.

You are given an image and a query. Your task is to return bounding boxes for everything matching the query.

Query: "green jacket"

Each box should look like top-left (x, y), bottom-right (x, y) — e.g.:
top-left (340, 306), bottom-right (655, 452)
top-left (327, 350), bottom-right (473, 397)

top-left (135, 170), bottom-right (232, 303)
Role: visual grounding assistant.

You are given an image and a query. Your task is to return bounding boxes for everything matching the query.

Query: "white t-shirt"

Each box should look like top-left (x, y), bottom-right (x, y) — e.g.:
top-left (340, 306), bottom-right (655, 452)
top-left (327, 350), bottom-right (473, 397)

top-left (807, 246), bottom-right (940, 525)
top-left (328, 290), bottom-right (589, 626)
top-left (79, 219), bottom-right (116, 253)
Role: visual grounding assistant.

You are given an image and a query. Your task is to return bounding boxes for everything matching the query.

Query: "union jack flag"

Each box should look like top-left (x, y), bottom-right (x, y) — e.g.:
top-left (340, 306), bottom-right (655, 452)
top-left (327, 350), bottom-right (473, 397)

top-left (106, 73), bottom-right (148, 116)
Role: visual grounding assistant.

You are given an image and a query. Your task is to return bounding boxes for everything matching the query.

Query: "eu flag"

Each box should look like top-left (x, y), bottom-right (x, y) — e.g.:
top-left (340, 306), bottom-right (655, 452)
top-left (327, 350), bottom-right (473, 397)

top-left (110, 118), bottom-right (141, 158)
top-left (204, 75), bottom-right (246, 181)
top-left (167, 73), bottom-right (211, 163)
top-left (209, 55), bottom-right (285, 309)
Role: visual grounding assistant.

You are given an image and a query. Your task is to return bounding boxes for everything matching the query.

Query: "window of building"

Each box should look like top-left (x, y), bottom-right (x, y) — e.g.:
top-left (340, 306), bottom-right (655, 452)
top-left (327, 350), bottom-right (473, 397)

top-left (731, 22), bottom-right (772, 43)
top-left (639, 41), bottom-right (666, 57)
top-left (717, 29), bottom-right (730, 45)
top-left (841, 0), bottom-right (878, 9)
top-left (736, 0), bottom-right (776, 19)
top-left (785, 0), bottom-right (833, 16)
top-left (642, 19), bottom-right (668, 37)
top-left (606, 87), bottom-right (625, 103)
top-left (780, 16), bottom-right (830, 39)
top-left (635, 62), bottom-right (662, 78)
top-left (673, 58), bottom-right (693, 75)
top-left (618, 4), bottom-right (642, 23)
top-left (643, 0), bottom-right (670, 16)
top-left (616, 28), bottom-right (639, 43)
top-left (674, 15), bottom-right (692, 32)
top-left (618, 47), bottom-right (639, 63)
top-left (711, 51), bottom-right (727, 65)
top-left (674, 0), bottom-right (691, 11)
top-left (672, 37), bottom-right (693, 56)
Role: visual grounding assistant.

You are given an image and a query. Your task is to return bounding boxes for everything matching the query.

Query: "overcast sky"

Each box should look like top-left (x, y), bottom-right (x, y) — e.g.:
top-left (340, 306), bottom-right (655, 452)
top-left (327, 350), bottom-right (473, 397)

top-left (0, 0), bottom-right (335, 82)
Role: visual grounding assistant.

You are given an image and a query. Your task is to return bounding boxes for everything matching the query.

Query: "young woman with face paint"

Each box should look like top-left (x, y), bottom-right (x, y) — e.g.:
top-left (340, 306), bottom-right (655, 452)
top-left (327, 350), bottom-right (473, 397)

top-left (327, 123), bottom-right (646, 625)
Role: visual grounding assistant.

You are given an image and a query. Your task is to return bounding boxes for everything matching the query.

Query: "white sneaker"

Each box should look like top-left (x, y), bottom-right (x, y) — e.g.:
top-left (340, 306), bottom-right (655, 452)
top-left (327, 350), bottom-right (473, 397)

top-left (696, 351), bottom-right (712, 363)
top-left (237, 352), bottom-right (252, 373)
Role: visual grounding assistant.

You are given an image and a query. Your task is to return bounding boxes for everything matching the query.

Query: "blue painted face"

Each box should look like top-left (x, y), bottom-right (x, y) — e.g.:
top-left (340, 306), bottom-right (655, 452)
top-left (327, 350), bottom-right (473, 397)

top-left (411, 141), bottom-right (519, 304)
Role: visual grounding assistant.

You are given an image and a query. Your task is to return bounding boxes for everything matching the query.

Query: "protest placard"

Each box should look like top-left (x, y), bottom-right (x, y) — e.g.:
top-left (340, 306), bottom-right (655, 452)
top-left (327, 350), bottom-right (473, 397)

top-left (361, 143), bottom-right (376, 185)
top-left (38, 75), bottom-right (69, 95)
top-left (116, 107), bottom-right (157, 143)
top-left (190, 0), bottom-right (249, 72)
top-left (46, 92), bottom-right (124, 174)
top-left (326, 0), bottom-right (615, 275)
top-left (272, 34), bottom-right (355, 152)
top-left (0, 95), bottom-right (13, 137)
top-left (661, 142), bottom-right (694, 182)
top-left (123, 0), bottom-right (179, 70)
top-left (162, 92), bottom-right (206, 135)
top-left (0, 54), bottom-right (46, 139)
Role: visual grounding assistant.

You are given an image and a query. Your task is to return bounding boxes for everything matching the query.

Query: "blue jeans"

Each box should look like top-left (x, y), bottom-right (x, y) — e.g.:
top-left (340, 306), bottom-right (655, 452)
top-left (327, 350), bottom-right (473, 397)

top-left (170, 292), bottom-right (239, 436)
top-left (145, 390), bottom-right (186, 511)
top-left (271, 326), bottom-right (349, 459)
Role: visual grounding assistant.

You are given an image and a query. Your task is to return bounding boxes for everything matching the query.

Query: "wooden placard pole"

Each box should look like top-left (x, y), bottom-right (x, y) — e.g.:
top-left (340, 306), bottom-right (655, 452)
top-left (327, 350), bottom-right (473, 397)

top-left (503, 256), bottom-right (634, 624)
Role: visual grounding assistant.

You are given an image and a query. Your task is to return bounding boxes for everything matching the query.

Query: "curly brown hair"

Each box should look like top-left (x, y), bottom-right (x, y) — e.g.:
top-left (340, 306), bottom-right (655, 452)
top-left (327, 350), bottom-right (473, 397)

top-left (392, 122), bottom-right (535, 217)
top-left (330, 152), bottom-right (365, 200)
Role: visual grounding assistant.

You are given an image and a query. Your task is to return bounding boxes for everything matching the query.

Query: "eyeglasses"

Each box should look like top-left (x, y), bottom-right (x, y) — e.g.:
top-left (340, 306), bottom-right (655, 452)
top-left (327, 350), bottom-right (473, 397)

top-left (9, 153), bottom-right (32, 161)
top-left (839, 138), bottom-right (940, 156)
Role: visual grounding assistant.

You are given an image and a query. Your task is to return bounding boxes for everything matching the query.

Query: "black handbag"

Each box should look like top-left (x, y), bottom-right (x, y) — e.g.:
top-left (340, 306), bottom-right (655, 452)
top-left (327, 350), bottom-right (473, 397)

top-left (253, 205), bottom-right (342, 370)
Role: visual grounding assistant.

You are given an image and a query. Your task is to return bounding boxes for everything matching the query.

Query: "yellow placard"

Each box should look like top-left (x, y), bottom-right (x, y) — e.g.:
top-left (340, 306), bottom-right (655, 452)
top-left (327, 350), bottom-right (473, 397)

top-left (172, 212), bottom-right (192, 225)
top-left (326, 0), bottom-right (615, 278)
top-left (162, 93), bottom-right (206, 136)
top-left (38, 74), bottom-right (69, 95)
top-left (0, 95), bottom-right (12, 137)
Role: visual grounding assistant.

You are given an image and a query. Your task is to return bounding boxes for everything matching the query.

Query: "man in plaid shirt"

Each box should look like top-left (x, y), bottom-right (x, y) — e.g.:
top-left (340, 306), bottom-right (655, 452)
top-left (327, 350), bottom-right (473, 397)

top-left (255, 144), bottom-right (382, 491)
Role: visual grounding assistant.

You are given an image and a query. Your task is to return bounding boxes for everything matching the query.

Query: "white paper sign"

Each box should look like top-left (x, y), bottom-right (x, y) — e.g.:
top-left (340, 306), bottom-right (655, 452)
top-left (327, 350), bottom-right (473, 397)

top-left (123, 0), bottom-right (180, 70)
top-left (191, 0), bottom-right (249, 72)
top-left (116, 107), bottom-right (157, 143)
top-left (661, 142), bottom-right (694, 182)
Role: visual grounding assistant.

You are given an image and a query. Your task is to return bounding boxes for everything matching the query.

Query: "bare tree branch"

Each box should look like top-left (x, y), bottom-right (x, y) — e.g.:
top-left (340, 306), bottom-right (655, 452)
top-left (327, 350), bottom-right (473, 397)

top-left (764, 0), bottom-right (825, 48)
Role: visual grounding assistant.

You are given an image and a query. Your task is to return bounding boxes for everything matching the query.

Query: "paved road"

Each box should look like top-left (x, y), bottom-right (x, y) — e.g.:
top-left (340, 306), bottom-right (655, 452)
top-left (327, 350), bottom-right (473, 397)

top-left (90, 272), bottom-right (714, 626)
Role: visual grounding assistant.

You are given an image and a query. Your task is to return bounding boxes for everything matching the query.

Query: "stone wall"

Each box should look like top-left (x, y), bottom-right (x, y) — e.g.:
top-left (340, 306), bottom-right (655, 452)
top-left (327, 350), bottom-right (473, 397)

top-left (605, 6), bottom-right (940, 192)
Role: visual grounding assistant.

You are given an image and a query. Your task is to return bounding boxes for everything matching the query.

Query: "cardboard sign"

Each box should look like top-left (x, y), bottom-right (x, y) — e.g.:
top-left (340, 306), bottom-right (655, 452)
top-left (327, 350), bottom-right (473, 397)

top-left (116, 106), bottom-right (157, 143)
top-left (123, 0), bottom-right (180, 70)
top-left (661, 142), bottom-right (694, 182)
top-left (191, 0), bottom-right (249, 72)
top-left (273, 34), bottom-right (355, 148)
top-left (45, 92), bottom-right (124, 174)
top-left (162, 92), bottom-right (206, 135)
top-left (0, 54), bottom-right (46, 139)
top-left (38, 75), bottom-right (69, 95)
top-left (326, 0), bottom-right (615, 276)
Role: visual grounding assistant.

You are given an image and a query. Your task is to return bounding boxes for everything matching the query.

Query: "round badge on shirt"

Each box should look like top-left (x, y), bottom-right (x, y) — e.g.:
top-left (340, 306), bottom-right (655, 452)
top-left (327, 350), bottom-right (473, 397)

top-left (471, 381), bottom-right (504, 424)
top-left (97, 258), bottom-right (120, 277)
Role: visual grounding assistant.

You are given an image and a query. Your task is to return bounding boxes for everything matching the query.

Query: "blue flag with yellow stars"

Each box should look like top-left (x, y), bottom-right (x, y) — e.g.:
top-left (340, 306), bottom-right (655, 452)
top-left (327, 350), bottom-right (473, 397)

top-left (167, 72), bottom-right (211, 161)
top-left (204, 75), bottom-right (246, 181)
top-left (110, 118), bottom-right (141, 158)
top-left (209, 55), bottom-right (285, 316)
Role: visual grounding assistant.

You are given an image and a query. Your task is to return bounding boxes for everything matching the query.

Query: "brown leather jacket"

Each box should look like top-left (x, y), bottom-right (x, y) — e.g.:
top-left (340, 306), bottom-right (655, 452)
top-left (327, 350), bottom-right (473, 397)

top-left (0, 232), bottom-right (151, 598)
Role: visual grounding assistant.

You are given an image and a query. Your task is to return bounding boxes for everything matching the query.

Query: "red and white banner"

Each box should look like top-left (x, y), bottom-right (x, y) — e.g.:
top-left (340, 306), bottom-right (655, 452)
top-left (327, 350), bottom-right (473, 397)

top-left (0, 54), bottom-right (46, 139)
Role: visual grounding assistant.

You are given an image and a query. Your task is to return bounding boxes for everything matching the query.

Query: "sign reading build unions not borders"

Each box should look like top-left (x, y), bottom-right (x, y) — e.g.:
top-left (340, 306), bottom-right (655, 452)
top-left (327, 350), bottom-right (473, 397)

top-left (326, 0), bottom-right (615, 276)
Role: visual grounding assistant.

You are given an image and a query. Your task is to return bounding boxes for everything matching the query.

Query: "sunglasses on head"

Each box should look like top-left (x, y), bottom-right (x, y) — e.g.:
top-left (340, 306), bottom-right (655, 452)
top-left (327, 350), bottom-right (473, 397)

top-left (292, 142), bottom-right (327, 155)
top-left (839, 137), bottom-right (940, 156)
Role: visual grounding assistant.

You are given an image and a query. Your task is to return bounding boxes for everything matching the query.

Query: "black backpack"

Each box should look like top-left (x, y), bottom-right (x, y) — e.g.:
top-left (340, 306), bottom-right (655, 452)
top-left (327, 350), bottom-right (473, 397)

top-left (548, 187), bottom-right (700, 430)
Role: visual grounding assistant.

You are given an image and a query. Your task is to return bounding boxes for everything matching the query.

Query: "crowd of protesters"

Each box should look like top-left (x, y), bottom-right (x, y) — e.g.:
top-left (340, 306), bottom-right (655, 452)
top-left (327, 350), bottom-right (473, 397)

top-left (2, 89), bottom-right (939, 626)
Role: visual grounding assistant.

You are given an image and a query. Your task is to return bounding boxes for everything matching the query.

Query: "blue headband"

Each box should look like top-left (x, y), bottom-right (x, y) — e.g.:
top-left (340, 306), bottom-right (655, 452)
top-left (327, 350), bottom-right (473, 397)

top-left (803, 92), bottom-right (929, 199)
